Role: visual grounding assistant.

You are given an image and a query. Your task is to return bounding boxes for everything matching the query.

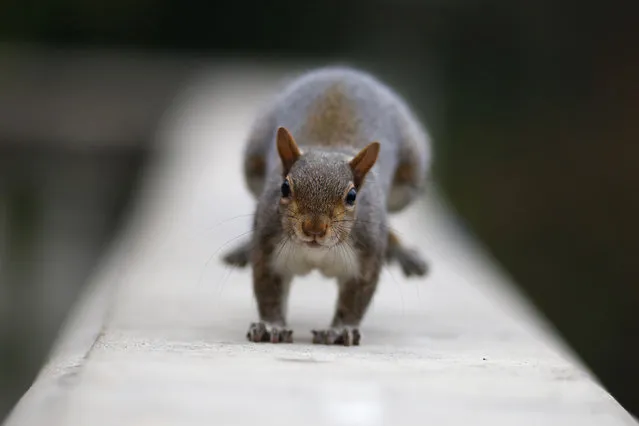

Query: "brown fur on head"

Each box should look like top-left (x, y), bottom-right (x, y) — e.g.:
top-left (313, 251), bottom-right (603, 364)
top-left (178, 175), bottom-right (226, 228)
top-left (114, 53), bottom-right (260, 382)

top-left (276, 126), bottom-right (379, 248)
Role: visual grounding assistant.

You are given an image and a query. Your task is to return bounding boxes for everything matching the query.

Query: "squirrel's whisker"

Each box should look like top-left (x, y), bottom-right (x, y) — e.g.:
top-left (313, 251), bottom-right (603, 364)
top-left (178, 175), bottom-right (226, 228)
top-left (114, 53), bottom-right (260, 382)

top-left (332, 219), bottom-right (402, 236)
top-left (197, 229), bottom-right (254, 287)
top-left (202, 213), bottom-right (256, 232)
top-left (216, 230), bottom-right (254, 253)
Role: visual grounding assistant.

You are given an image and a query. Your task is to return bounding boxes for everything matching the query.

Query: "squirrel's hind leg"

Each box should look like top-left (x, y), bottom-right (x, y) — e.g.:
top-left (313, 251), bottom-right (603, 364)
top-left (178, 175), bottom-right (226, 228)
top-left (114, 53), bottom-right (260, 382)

top-left (386, 230), bottom-right (429, 277)
top-left (242, 103), bottom-right (276, 199)
top-left (388, 99), bottom-right (431, 213)
top-left (388, 163), bottom-right (422, 213)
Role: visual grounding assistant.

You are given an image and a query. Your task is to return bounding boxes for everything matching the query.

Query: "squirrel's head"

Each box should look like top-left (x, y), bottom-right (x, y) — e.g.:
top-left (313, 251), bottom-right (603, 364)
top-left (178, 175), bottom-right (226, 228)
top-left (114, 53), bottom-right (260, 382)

top-left (275, 127), bottom-right (380, 249)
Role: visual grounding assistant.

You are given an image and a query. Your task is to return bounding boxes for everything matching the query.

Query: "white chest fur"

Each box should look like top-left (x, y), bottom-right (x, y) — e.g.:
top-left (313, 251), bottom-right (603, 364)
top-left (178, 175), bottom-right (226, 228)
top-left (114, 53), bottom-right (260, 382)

top-left (271, 241), bottom-right (360, 279)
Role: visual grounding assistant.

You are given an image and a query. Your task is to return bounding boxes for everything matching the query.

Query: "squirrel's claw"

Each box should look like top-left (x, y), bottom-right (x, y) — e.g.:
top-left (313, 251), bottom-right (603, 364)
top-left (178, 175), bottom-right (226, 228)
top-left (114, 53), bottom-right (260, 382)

top-left (312, 327), bottom-right (361, 346)
top-left (247, 322), bottom-right (293, 344)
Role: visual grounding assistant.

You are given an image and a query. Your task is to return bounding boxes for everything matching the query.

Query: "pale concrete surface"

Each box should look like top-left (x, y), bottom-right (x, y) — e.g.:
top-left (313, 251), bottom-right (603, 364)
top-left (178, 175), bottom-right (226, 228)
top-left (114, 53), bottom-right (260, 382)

top-left (5, 66), bottom-right (636, 426)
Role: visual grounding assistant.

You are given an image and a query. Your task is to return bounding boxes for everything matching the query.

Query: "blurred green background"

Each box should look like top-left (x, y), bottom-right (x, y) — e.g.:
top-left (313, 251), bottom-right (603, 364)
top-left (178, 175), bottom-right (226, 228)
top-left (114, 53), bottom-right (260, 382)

top-left (1, 0), bottom-right (637, 421)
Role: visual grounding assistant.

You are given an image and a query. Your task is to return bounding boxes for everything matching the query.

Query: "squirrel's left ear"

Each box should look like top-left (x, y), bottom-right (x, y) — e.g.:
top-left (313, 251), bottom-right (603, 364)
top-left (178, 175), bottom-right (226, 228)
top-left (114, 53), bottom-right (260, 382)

top-left (276, 127), bottom-right (301, 176)
top-left (349, 142), bottom-right (380, 188)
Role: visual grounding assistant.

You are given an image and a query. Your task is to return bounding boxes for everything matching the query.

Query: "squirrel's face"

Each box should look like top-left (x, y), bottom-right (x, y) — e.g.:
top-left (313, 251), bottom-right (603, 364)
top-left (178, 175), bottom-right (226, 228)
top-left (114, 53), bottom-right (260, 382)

top-left (275, 127), bottom-right (379, 249)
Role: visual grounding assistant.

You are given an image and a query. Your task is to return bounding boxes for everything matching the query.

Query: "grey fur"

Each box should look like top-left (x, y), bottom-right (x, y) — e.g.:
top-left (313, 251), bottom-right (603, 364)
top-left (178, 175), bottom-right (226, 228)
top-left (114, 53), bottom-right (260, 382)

top-left (224, 66), bottom-right (432, 346)
top-left (243, 66), bottom-right (433, 208)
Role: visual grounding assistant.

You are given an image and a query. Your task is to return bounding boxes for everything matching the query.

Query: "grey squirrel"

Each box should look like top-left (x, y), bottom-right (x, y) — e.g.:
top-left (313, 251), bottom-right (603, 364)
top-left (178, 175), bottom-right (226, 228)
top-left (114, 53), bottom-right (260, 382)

top-left (222, 66), bottom-right (432, 346)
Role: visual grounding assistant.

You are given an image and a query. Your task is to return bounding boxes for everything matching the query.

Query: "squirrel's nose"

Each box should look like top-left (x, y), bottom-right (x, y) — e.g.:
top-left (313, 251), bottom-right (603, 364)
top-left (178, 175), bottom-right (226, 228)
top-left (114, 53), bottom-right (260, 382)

top-left (302, 218), bottom-right (327, 238)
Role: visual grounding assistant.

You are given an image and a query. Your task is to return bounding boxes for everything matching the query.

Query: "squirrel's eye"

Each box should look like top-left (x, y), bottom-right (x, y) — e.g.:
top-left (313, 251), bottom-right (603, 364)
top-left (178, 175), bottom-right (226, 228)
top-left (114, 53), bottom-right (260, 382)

top-left (345, 188), bottom-right (357, 206)
top-left (281, 180), bottom-right (291, 198)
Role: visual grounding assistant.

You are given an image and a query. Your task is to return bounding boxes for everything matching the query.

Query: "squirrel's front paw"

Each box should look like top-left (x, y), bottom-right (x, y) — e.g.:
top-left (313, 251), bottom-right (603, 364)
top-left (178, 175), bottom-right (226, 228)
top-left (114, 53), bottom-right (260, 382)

top-left (312, 327), bottom-right (361, 346)
top-left (246, 322), bottom-right (293, 343)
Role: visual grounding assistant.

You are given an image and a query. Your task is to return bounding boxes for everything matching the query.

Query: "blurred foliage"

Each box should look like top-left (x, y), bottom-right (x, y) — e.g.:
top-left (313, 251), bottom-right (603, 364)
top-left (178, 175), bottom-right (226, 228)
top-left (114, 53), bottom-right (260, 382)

top-left (0, 0), bottom-right (356, 54)
top-left (0, 179), bottom-right (41, 417)
top-left (433, 3), bottom-right (639, 416)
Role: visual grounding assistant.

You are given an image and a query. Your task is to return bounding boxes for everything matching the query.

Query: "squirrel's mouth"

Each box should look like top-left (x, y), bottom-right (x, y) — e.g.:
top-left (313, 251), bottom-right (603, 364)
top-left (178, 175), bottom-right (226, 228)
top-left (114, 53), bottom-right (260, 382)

top-left (305, 241), bottom-right (322, 248)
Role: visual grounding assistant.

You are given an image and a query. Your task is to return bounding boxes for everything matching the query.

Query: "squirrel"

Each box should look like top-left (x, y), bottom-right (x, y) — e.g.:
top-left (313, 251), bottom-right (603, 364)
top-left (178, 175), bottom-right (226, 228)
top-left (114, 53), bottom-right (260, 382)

top-left (222, 66), bottom-right (432, 346)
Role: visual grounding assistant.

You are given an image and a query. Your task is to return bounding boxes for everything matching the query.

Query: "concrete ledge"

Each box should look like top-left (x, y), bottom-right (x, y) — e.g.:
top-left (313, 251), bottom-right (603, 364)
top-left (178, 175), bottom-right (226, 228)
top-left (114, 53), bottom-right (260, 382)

top-left (5, 66), bottom-right (635, 426)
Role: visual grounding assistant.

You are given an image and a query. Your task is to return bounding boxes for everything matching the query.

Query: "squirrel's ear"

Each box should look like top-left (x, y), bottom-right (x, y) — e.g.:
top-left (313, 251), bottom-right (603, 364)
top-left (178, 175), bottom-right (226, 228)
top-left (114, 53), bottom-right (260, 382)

top-left (276, 127), bottom-right (301, 175)
top-left (349, 142), bottom-right (380, 188)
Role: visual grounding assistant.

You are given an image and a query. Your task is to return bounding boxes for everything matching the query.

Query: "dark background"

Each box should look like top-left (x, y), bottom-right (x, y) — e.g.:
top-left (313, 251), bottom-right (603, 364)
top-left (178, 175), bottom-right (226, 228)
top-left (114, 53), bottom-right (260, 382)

top-left (1, 0), bottom-right (638, 421)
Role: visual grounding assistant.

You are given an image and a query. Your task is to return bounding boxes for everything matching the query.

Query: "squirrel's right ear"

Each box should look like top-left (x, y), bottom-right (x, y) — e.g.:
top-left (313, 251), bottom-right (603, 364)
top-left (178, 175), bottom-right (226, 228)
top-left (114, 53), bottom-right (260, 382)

top-left (276, 127), bottom-right (301, 176)
top-left (350, 142), bottom-right (380, 188)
